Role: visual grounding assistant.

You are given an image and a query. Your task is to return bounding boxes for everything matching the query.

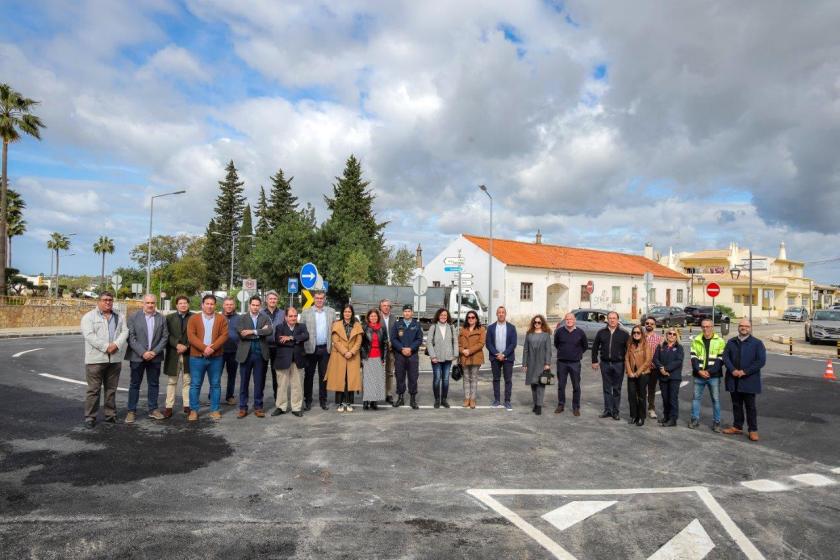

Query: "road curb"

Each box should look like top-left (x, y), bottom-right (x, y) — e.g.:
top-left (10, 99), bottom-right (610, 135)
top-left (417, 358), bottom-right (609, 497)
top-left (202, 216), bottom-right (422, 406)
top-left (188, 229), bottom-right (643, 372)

top-left (0, 330), bottom-right (81, 339)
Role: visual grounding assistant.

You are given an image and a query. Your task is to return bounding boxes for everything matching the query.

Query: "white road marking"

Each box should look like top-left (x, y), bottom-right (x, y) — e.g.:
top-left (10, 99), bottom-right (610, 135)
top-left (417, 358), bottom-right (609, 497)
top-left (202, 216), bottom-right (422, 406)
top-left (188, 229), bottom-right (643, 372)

top-left (680, 381), bottom-right (689, 388)
top-left (38, 373), bottom-right (128, 392)
top-left (12, 347), bottom-right (44, 358)
top-left (647, 519), bottom-right (714, 560)
top-left (831, 467), bottom-right (840, 474)
top-left (789, 473), bottom-right (836, 487)
top-left (467, 487), bottom-right (764, 560)
top-left (740, 479), bottom-right (789, 492)
top-left (541, 500), bottom-right (616, 531)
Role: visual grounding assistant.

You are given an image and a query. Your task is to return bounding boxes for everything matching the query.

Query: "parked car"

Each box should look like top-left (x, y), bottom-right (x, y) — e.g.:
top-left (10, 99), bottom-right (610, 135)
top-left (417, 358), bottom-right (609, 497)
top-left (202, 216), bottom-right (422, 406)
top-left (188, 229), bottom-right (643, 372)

top-left (566, 308), bottom-right (631, 346)
top-left (805, 309), bottom-right (840, 344)
top-left (684, 305), bottom-right (731, 326)
top-left (782, 306), bottom-right (809, 322)
top-left (640, 306), bottom-right (689, 327)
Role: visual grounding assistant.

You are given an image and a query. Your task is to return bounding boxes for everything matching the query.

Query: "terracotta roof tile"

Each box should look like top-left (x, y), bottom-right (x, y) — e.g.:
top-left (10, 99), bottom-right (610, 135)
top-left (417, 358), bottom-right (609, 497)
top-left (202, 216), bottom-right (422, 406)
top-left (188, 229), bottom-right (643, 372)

top-left (463, 234), bottom-right (687, 280)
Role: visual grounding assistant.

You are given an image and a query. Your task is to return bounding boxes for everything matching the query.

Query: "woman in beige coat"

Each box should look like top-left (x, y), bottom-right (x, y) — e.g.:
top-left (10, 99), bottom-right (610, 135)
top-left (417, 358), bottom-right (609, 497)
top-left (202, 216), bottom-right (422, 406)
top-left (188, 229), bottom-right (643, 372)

top-left (458, 310), bottom-right (486, 409)
top-left (325, 304), bottom-right (363, 412)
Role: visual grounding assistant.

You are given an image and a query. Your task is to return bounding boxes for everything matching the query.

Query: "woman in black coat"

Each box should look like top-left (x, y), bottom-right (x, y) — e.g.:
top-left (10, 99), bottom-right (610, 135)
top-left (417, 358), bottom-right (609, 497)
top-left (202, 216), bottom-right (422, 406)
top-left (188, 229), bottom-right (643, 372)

top-left (652, 328), bottom-right (684, 427)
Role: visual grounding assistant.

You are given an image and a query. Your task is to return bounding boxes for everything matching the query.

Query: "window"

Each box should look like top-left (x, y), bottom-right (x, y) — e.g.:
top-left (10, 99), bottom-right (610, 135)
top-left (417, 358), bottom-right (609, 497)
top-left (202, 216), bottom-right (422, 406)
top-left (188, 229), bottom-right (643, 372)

top-left (611, 286), bottom-right (621, 303)
top-left (580, 285), bottom-right (590, 302)
top-left (734, 294), bottom-right (742, 304)
top-left (787, 296), bottom-right (796, 306)
top-left (432, 281), bottom-right (441, 287)
top-left (520, 282), bottom-right (533, 301)
top-left (676, 289), bottom-right (684, 303)
top-left (648, 288), bottom-right (656, 304)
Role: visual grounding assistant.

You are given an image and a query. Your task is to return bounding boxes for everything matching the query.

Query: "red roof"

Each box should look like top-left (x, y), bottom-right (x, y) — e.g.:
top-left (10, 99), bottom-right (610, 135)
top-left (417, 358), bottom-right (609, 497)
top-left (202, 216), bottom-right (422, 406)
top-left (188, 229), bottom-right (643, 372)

top-left (463, 234), bottom-right (687, 280)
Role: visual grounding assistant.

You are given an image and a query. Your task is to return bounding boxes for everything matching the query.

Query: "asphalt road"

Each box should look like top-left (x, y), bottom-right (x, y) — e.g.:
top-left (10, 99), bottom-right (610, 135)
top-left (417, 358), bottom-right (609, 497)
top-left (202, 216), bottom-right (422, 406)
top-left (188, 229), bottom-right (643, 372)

top-left (0, 335), bottom-right (838, 559)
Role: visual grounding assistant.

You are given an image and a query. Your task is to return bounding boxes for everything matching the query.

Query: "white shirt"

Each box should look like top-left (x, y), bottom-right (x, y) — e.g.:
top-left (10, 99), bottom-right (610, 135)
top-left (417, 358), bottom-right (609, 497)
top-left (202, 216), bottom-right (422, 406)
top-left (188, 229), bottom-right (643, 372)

top-left (437, 323), bottom-right (447, 340)
top-left (495, 321), bottom-right (507, 353)
top-left (202, 313), bottom-right (215, 346)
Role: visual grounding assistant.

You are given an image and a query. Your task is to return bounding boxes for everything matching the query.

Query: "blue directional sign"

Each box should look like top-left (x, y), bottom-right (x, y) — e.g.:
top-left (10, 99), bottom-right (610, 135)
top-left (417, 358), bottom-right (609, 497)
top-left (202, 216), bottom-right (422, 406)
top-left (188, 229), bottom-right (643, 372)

top-left (444, 266), bottom-right (463, 272)
top-left (287, 278), bottom-right (299, 294)
top-left (299, 262), bottom-right (319, 290)
top-left (322, 280), bottom-right (329, 292)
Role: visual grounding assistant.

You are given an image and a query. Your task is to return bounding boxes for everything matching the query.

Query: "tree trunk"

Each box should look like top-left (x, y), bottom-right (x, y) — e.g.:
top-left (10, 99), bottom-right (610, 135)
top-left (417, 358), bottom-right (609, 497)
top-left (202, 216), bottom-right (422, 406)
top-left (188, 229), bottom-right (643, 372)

top-left (54, 249), bottom-right (60, 298)
top-left (0, 140), bottom-right (9, 295)
top-left (6, 235), bottom-right (10, 269)
top-left (100, 252), bottom-right (105, 292)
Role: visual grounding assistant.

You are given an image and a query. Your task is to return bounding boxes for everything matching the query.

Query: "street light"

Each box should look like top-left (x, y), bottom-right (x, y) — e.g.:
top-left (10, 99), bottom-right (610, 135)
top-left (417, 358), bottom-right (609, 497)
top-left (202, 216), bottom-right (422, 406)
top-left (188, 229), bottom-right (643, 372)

top-left (146, 190), bottom-right (186, 294)
top-left (210, 231), bottom-right (254, 292)
top-left (479, 184), bottom-right (493, 312)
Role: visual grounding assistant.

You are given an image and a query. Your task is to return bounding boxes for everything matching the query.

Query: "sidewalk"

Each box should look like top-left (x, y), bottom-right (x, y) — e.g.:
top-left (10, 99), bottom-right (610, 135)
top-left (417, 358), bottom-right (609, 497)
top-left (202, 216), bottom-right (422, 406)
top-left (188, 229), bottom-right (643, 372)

top-left (0, 326), bottom-right (81, 339)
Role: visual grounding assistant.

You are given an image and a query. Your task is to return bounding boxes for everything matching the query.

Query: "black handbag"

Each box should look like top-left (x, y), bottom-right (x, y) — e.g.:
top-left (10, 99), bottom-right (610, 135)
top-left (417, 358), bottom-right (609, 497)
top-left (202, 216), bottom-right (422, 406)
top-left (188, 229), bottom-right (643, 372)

top-left (539, 370), bottom-right (555, 385)
top-left (451, 364), bottom-right (463, 381)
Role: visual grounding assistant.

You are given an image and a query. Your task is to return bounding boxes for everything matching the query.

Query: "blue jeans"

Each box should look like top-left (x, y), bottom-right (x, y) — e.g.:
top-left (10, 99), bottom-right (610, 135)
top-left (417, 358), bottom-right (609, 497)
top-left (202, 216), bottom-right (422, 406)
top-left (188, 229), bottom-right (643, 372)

top-left (691, 376), bottom-right (721, 423)
top-left (432, 360), bottom-right (452, 400)
top-left (127, 361), bottom-right (161, 412)
top-left (189, 356), bottom-right (223, 412)
top-left (239, 351), bottom-right (266, 411)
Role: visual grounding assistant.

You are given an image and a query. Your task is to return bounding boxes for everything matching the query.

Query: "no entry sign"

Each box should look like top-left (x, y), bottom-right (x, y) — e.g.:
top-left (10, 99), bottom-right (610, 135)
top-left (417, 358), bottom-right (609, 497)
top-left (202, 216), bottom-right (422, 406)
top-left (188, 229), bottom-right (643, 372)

top-left (706, 282), bottom-right (721, 298)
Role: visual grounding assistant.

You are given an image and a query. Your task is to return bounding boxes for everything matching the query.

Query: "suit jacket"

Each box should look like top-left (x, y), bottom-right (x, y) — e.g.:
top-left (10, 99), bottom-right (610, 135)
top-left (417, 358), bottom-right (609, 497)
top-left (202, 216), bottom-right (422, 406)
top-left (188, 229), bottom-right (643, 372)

top-left (486, 322), bottom-right (517, 363)
top-left (274, 322), bottom-right (309, 370)
top-left (164, 311), bottom-right (193, 376)
top-left (235, 312), bottom-right (274, 363)
top-left (187, 313), bottom-right (229, 358)
top-left (301, 305), bottom-right (335, 354)
top-left (125, 310), bottom-right (169, 363)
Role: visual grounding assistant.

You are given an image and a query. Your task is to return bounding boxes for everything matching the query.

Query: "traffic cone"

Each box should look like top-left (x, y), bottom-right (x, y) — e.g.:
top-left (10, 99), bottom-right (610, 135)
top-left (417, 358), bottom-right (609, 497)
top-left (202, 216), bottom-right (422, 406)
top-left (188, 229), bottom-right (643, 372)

top-left (824, 360), bottom-right (837, 381)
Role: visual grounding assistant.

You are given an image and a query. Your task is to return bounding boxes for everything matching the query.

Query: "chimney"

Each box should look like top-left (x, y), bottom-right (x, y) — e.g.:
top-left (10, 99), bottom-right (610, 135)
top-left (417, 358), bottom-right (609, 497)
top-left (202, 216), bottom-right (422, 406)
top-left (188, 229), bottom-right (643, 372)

top-left (644, 242), bottom-right (654, 260)
top-left (668, 247), bottom-right (674, 268)
top-left (778, 242), bottom-right (787, 260)
top-left (535, 229), bottom-right (542, 244)
top-left (415, 244), bottom-right (423, 268)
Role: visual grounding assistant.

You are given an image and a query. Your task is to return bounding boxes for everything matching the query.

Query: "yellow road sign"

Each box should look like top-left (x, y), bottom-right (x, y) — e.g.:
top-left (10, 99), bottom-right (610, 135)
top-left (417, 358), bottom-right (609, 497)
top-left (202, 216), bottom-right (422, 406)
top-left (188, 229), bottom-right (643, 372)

top-left (302, 289), bottom-right (314, 309)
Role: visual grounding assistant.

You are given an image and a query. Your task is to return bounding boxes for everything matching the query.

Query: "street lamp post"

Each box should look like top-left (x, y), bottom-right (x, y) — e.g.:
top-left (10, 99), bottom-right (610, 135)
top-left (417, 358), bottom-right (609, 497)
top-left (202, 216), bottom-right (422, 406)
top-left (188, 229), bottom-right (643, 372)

top-left (146, 190), bottom-right (186, 294)
top-left (479, 184), bottom-right (493, 312)
top-left (730, 250), bottom-right (753, 324)
top-left (210, 231), bottom-right (253, 292)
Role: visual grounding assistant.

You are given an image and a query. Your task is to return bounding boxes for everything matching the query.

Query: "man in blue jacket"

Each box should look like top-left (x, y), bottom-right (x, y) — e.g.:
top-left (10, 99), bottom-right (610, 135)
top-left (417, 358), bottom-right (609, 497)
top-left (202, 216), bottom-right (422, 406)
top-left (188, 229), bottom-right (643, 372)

top-left (486, 306), bottom-right (518, 410)
top-left (722, 319), bottom-right (766, 442)
top-left (391, 304), bottom-right (423, 409)
top-left (553, 312), bottom-right (588, 416)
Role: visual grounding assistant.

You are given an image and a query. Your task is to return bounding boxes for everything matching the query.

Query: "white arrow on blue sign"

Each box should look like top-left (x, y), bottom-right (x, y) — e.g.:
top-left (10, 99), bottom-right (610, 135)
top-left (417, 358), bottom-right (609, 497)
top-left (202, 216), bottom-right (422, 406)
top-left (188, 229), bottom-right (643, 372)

top-left (299, 262), bottom-right (319, 290)
top-left (288, 278), bottom-right (299, 294)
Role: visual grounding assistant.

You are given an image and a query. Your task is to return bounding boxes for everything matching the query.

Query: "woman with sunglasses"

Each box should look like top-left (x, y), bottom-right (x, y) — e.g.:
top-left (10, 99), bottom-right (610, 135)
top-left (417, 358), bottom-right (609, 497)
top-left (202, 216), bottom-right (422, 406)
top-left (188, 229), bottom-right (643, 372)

top-left (458, 310), bottom-right (485, 408)
top-left (653, 328), bottom-right (684, 426)
top-left (624, 326), bottom-right (652, 425)
top-left (523, 314), bottom-right (552, 415)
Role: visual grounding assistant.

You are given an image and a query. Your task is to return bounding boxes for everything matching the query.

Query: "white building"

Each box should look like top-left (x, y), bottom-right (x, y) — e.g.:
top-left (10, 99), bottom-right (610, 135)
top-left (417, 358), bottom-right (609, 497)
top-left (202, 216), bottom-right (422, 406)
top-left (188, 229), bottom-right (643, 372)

top-left (423, 233), bottom-right (689, 326)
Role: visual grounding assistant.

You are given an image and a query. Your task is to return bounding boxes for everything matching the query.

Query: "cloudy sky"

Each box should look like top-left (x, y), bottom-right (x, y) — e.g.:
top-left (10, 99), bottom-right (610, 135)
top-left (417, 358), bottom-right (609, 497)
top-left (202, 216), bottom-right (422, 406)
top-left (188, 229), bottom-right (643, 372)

top-left (2, 0), bottom-right (839, 283)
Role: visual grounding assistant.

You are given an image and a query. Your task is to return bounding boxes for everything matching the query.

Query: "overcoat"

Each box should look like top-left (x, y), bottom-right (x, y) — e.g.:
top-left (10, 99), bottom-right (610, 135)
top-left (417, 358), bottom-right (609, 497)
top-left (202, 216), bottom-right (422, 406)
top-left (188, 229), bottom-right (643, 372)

top-left (324, 320), bottom-right (364, 392)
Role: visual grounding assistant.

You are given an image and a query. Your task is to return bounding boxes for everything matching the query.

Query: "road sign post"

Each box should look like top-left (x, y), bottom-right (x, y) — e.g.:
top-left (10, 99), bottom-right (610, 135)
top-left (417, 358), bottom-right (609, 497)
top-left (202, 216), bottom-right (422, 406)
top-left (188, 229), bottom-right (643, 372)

top-left (706, 282), bottom-right (721, 327)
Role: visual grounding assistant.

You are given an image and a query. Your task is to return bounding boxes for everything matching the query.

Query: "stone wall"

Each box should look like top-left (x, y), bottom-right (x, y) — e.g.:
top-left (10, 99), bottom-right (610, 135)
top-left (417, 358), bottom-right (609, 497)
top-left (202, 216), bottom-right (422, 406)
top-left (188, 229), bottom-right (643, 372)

top-left (0, 298), bottom-right (142, 329)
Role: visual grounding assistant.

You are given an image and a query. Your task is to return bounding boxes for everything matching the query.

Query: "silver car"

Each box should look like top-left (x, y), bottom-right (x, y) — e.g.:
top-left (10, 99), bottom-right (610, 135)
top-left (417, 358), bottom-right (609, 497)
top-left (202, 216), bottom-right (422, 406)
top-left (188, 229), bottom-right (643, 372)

top-left (567, 308), bottom-right (631, 346)
top-left (805, 310), bottom-right (840, 344)
top-left (782, 306), bottom-right (809, 322)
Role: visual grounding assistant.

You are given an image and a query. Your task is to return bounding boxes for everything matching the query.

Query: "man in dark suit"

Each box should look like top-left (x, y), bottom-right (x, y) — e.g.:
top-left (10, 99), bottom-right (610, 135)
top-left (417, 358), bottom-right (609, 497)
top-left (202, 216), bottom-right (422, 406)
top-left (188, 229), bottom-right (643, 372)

top-left (272, 306), bottom-right (309, 417)
top-left (236, 295), bottom-right (274, 418)
top-left (125, 294), bottom-right (169, 423)
top-left (164, 295), bottom-right (193, 418)
top-left (486, 306), bottom-right (518, 410)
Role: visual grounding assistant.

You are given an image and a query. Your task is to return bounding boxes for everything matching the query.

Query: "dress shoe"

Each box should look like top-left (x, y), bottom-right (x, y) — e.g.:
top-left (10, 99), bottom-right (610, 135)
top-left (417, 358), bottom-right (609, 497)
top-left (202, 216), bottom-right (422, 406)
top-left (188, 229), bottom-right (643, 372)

top-left (125, 411), bottom-right (136, 424)
top-left (598, 411), bottom-right (612, 419)
top-left (183, 407), bottom-right (191, 415)
top-left (627, 417), bottom-right (636, 424)
top-left (748, 431), bottom-right (759, 441)
top-left (303, 401), bottom-right (312, 411)
top-left (237, 409), bottom-right (248, 418)
top-left (469, 399), bottom-right (476, 409)
top-left (463, 399), bottom-right (470, 408)
top-left (209, 411), bottom-right (222, 420)
top-left (226, 397), bottom-right (237, 406)
top-left (636, 418), bottom-right (645, 426)
top-left (320, 400), bottom-right (329, 411)
top-left (410, 395), bottom-right (419, 409)
top-left (103, 416), bottom-right (116, 424)
top-left (162, 408), bottom-right (173, 419)
top-left (363, 402), bottom-right (370, 410)
top-left (722, 426), bottom-right (743, 435)
top-left (442, 399), bottom-right (450, 408)
top-left (534, 406), bottom-right (542, 415)
top-left (83, 418), bottom-right (96, 429)
top-left (555, 405), bottom-right (564, 414)
top-left (573, 409), bottom-right (580, 417)
top-left (291, 411), bottom-right (303, 417)
top-left (187, 411), bottom-right (198, 422)
top-left (393, 395), bottom-right (404, 408)
top-left (663, 419), bottom-right (677, 427)
top-left (149, 410), bottom-right (165, 420)
top-left (434, 399), bottom-right (440, 409)
top-left (371, 402), bottom-right (378, 410)
top-left (271, 408), bottom-right (285, 416)
top-left (254, 409), bottom-right (265, 418)
top-left (611, 413), bottom-right (620, 421)
top-left (386, 396), bottom-right (394, 404)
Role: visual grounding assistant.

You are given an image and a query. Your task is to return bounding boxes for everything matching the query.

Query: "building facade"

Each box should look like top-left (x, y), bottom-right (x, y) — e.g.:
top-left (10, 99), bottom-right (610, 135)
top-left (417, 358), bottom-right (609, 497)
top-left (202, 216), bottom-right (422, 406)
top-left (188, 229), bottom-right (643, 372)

top-left (423, 234), bottom-right (688, 326)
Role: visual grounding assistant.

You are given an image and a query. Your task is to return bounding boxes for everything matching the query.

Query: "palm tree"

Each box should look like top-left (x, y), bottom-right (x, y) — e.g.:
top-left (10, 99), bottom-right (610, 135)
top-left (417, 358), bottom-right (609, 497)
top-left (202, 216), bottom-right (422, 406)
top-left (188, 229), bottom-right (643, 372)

top-left (5, 188), bottom-right (25, 268)
top-left (46, 232), bottom-right (70, 298)
top-left (0, 83), bottom-right (45, 294)
top-left (93, 236), bottom-right (115, 292)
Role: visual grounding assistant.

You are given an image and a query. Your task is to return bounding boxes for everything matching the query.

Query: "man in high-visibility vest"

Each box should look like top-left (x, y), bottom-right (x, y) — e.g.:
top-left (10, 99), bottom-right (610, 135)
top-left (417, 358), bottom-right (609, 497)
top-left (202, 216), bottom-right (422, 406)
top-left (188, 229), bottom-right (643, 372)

top-left (689, 318), bottom-right (726, 431)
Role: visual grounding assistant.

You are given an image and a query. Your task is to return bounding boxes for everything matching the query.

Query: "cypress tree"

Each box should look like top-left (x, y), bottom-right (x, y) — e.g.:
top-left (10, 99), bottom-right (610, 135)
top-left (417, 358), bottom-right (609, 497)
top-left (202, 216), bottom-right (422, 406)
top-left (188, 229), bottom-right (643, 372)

top-left (254, 186), bottom-right (269, 237)
top-left (202, 160), bottom-right (246, 289)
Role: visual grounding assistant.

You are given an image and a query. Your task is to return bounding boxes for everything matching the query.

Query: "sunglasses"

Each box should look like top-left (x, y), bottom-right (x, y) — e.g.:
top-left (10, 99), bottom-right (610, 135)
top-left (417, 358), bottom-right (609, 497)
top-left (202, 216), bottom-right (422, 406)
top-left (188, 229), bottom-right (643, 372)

top-left (533, 320), bottom-right (542, 324)
top-left (632, 331), bottom-right (642, 335)
top-left (666, 332), bottom-right (677, 336)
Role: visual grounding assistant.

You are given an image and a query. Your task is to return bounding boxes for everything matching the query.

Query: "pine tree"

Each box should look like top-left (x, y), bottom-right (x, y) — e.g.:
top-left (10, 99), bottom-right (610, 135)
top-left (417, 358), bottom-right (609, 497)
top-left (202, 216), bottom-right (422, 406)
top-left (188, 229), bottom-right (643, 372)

top-left (265, 168), bottom-right (298, 228)
top-left (238, 204), bottom-right (254, 280)
top-left (202, 160), bottom-right (246, 289)
top-left (254, 186), bottom-right (270, 237)
top-left (319, 155), bottom-right (388, 300)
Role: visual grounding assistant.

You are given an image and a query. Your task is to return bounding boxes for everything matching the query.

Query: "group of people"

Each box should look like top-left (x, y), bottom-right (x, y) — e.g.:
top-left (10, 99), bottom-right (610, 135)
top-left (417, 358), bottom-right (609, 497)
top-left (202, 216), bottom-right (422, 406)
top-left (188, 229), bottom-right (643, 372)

top-left (80, 292), bottom-right (767, 441)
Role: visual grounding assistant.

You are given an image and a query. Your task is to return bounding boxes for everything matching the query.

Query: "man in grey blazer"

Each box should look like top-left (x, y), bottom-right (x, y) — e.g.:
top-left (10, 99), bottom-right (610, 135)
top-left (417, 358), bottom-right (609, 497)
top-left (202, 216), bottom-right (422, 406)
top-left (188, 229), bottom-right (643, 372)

top-left (125, 294), bottom-right (169, 423)
top-left (301, 291), bottom-right (335, 411)
top-left (235, 295), bottom-right (275, 418)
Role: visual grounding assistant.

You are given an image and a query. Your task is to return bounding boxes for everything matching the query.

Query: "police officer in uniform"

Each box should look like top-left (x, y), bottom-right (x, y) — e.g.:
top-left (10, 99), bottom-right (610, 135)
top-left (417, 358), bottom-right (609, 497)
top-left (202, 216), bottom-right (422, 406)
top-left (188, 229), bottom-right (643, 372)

top-left (390, 304), bottom-right (423, 409)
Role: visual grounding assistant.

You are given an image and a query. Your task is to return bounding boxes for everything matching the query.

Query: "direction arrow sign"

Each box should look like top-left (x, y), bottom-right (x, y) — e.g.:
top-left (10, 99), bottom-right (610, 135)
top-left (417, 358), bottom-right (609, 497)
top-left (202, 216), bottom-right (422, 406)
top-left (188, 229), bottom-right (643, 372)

top-left (706, 282), bottom-right (721, 298)
top-left (299, 262), bottom-right (318, 290)
top-left (458, 272), bottom-right (474, 279)
top-left (444, 266), bottom-right (463, 272)
top-left (302, 289), bottom-right (314, 309)
top-left (444, 257), bottom-right (465, 265)
top-left (459, 280), bottom-right (474, 286)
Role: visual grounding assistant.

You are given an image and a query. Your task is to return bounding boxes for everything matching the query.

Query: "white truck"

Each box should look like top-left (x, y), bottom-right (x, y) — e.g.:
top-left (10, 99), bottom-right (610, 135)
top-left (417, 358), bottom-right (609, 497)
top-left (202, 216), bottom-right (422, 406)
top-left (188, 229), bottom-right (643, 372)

top-left (350, 284), bottom-right (488, 326)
